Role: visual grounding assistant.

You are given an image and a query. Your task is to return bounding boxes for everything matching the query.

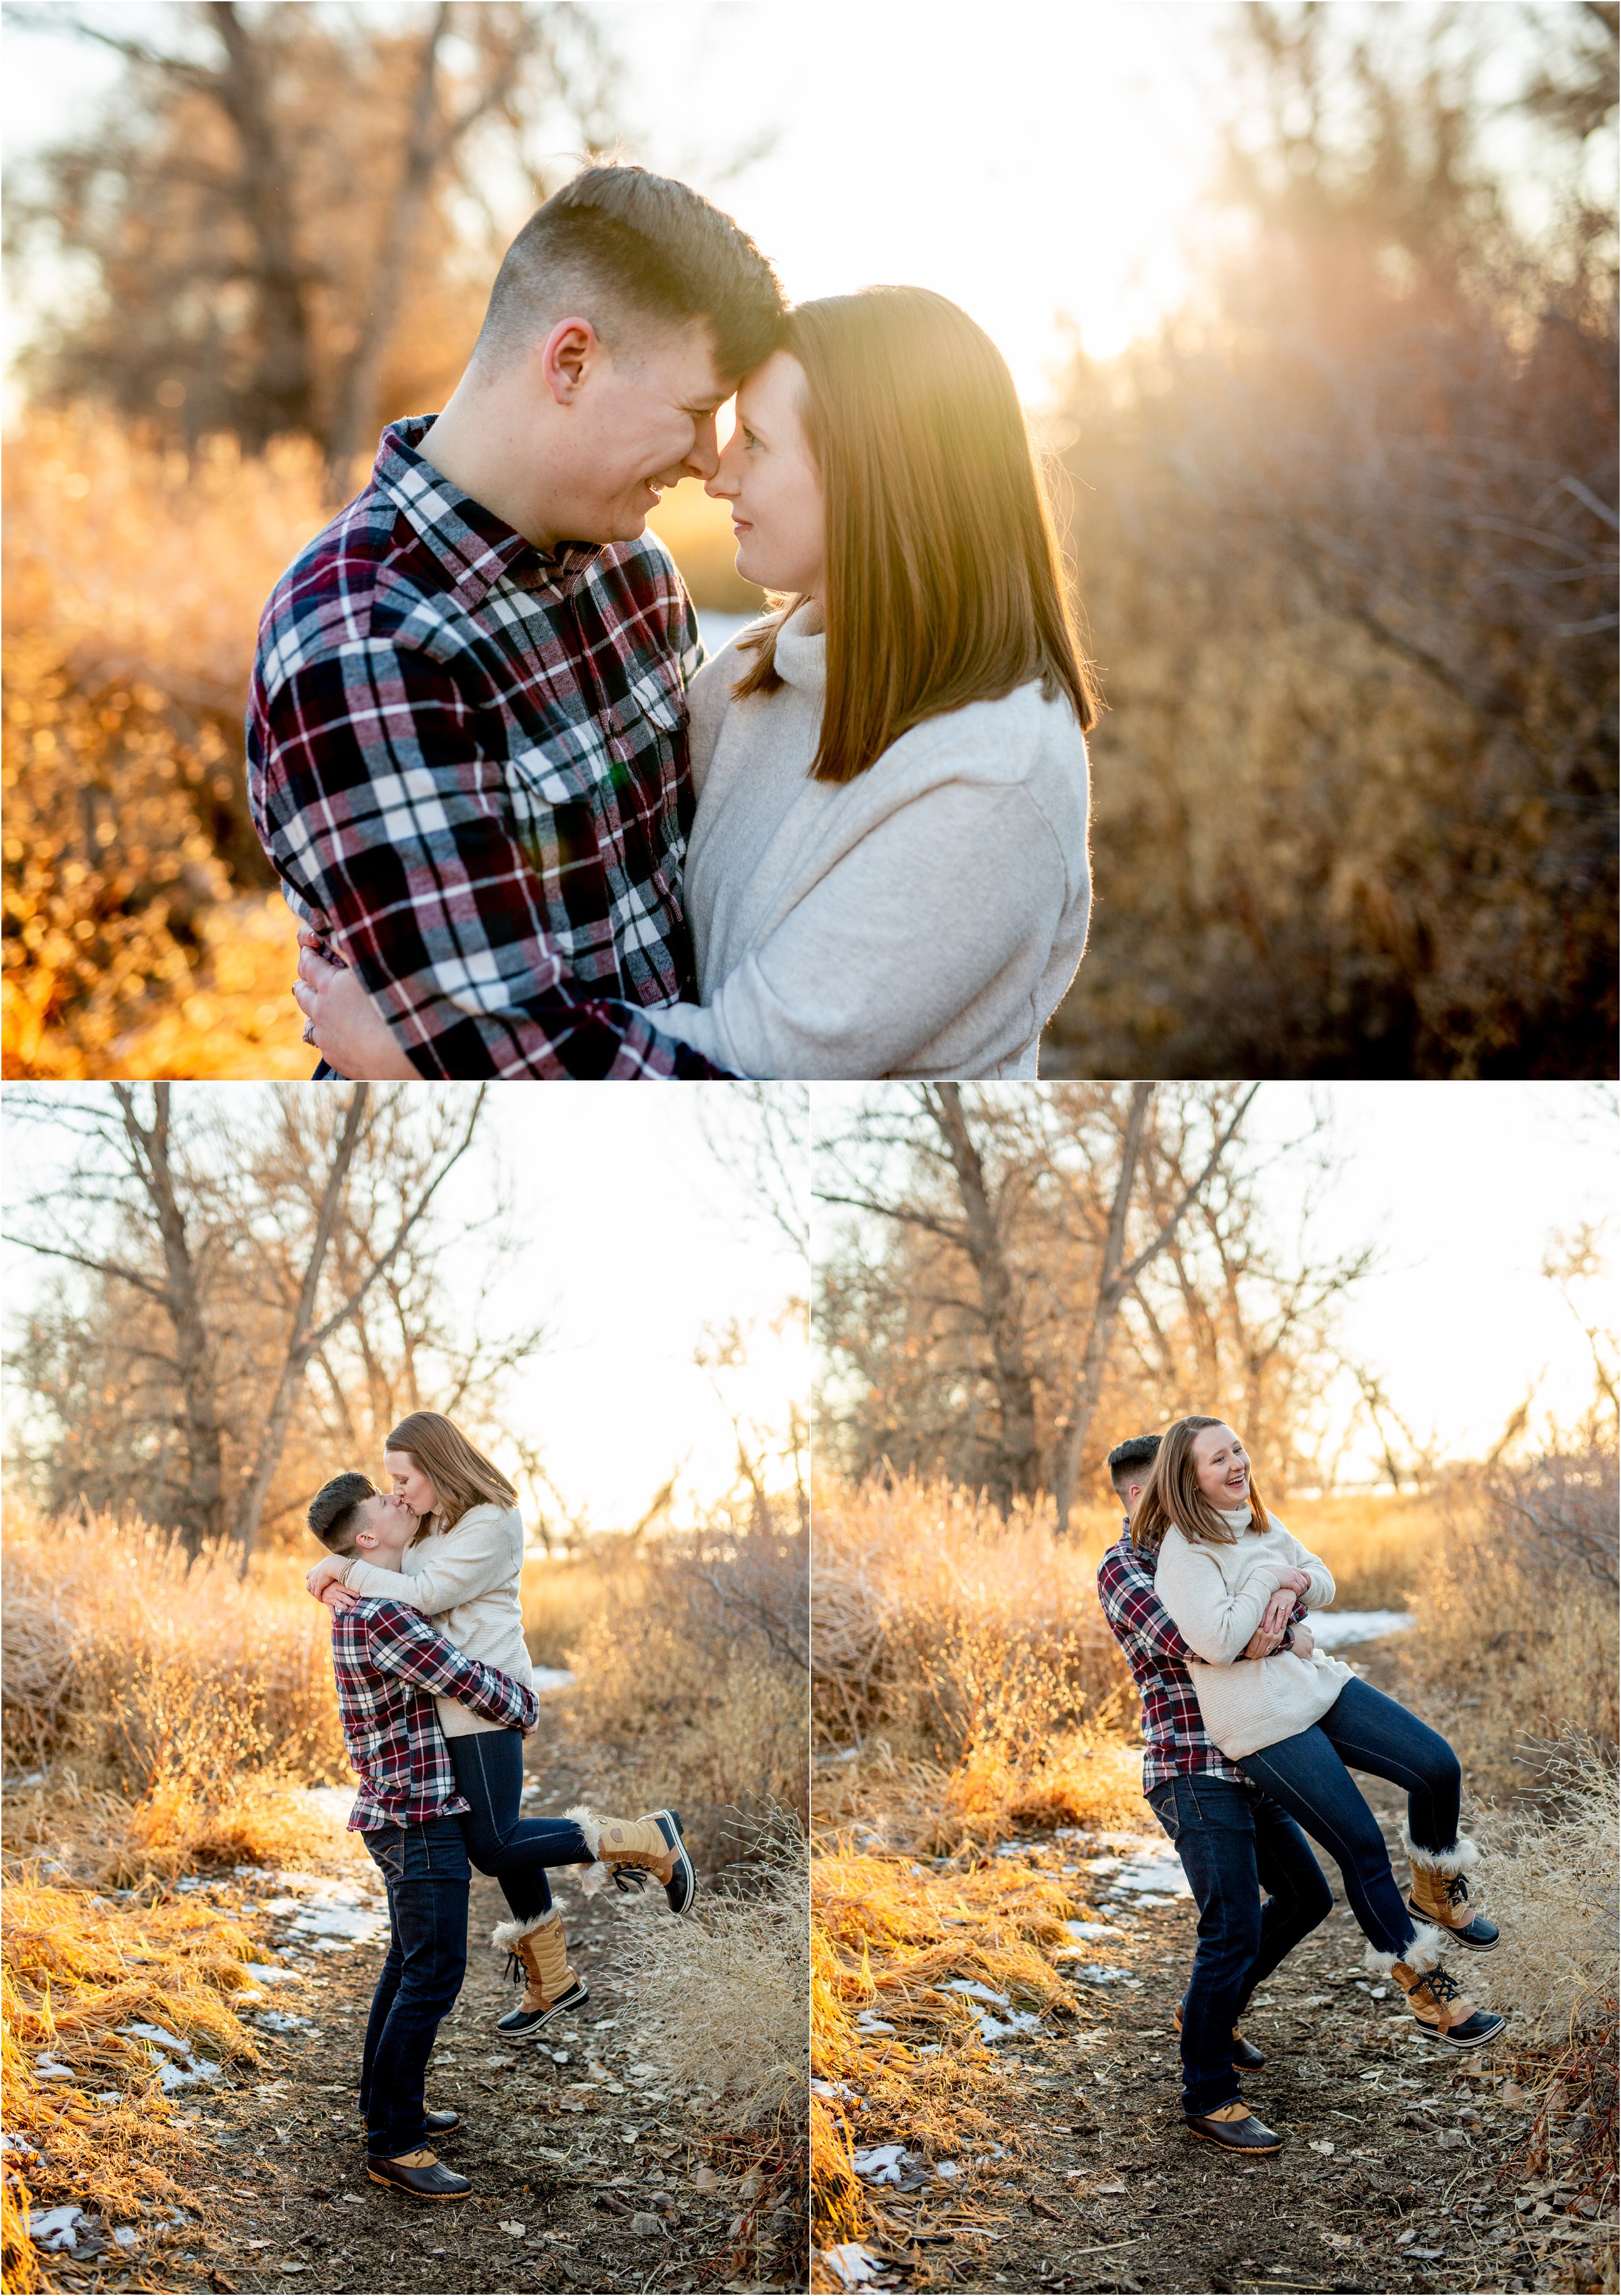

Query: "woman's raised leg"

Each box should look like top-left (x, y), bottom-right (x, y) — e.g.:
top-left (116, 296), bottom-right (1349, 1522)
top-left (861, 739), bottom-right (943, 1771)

top-left (1314, 1678), bottom-right (1498, 1950)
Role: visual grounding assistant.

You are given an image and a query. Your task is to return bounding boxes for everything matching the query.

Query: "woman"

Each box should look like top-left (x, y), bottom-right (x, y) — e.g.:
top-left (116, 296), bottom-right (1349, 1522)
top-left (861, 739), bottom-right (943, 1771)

top-left (1136, 1416), bottom-right (1507, 2052)
top-left (294, 286), bottom-right (1095, 1081)
top-left (308, 1412), bottom-right (695, 2033)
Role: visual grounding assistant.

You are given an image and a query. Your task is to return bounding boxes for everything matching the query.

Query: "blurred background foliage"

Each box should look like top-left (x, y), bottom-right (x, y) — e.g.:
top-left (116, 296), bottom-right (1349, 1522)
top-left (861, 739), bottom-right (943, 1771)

top-left (1, 1), bottom-right (1614, 1078)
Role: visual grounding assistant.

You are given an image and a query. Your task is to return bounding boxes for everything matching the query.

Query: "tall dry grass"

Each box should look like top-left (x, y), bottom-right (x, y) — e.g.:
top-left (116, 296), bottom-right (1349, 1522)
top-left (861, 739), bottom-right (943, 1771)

top-left (558, 1516), bottom-right (809, 1878)
top-left (3, 407), bottom-right (328, 1078)
top-left (2, 1502), bottom-right (348, 1884)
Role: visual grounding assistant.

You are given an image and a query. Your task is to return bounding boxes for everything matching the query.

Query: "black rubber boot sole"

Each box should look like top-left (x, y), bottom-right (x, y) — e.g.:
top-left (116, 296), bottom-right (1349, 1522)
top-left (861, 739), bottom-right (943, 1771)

top-left (1184, 2112), bottom-right (1283, 2154)
top-left (364, 2157), bottom-right (471, 2199)
top-left (648, 1810), bottom-right (697, 1915)
top-left (1422, 2010), bottom-right (1507, 2051)
top-left (497, 1976), bottom-right (589, 2035)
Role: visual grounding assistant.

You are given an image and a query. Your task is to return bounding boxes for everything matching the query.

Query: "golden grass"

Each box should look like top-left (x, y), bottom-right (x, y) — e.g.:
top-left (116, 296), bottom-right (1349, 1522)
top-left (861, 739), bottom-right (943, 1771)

top-left (1274, 1491), bottom-right (1430, 1612)
top-left (2, 1503), bottom-right (349, 1885)
top-left (1, 1874), bottom-right (270, 2295)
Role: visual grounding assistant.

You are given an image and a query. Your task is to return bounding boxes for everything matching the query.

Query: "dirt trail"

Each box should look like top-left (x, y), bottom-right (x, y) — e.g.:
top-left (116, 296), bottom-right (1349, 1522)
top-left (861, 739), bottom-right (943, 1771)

top-left (837, 1649), bottom-right (1614, 2296)
top-left (155, 1739), bottom-right (801, 2296)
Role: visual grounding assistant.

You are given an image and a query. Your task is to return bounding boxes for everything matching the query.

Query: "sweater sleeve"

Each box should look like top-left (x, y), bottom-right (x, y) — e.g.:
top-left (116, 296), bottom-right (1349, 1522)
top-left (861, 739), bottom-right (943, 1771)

top-left (1154, 1532), bottom-right (1289, 1666)
top-left (343, 1509), bottom-right (515, 1617)
top-left (655, 778), bottom-right (1069, 1079)
top-left (1277, 1524), bottom-right (1336, 1610)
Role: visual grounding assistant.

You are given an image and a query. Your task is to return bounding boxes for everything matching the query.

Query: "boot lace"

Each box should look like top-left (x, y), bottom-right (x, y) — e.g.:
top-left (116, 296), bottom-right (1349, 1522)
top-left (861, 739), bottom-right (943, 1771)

top-left (609, 1864), bottom-right (652, 1898)
top-left (1443, 1872), bottom-right (1470, 1910)
top-left (1421, 1962), bottom-right (1466, 2008)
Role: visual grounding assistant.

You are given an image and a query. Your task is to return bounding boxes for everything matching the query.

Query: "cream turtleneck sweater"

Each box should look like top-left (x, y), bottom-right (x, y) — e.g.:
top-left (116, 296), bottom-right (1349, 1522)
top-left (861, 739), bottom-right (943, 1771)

top-left (1153, 1506), bottom-right (1353, 1760)
top-left (654, 607), bottom-right (1091, 1079)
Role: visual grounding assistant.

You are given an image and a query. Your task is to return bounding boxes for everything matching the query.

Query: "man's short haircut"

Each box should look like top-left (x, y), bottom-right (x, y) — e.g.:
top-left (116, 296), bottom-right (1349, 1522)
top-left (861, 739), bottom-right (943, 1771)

top-left (1107, 1434), bottom-right (1162, 1491)
top-left (307, 1472), bottom-right (376, 1556)
top-left (476, 164), bottom-right (786, 382)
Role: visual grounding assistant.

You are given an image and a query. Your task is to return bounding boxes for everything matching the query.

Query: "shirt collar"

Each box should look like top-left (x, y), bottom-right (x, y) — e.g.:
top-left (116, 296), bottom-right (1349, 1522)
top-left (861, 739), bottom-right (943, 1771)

top-left (371, 416), bottom-right (606, 609)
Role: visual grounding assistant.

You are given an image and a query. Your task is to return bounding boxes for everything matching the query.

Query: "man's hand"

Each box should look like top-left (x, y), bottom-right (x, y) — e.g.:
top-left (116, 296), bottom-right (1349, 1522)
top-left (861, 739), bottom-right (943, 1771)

top-left (1291, 1622), bottom-right (1315, 1659)
top-left (293, 932), bottom-right (419, 1080)
top-left (307, 1554), bottom-right (349, 1599)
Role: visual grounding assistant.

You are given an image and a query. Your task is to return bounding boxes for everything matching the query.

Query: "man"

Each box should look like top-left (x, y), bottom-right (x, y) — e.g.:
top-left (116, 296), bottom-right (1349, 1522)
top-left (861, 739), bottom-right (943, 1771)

top-left (308, 1472), bottom-right (540, 2199)
top-left (1096, 1434), bottom-right (1335, 2155)
top-left (249, 164), bottom-right (786, 1079)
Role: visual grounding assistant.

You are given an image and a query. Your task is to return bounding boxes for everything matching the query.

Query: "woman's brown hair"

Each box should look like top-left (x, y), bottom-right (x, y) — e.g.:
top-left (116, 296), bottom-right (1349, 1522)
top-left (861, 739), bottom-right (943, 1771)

top-left (1130, 1416), bottom-right (1272, 1563)
top-left (384, 1412), bottom-right (517, 1539)
top-left (730, 285), bottom-right (1101, 783)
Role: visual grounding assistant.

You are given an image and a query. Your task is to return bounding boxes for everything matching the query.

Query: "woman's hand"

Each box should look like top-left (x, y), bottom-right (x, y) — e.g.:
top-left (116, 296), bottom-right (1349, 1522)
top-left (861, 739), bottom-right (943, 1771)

top-left (1275, 1567), bottom-right (1312, 1595)
top-left (320, 1581), bottom-right (361, 1613)
top-left (292, 934), bottom-right (420, 1080)
top-left (307, 1555), bottom-right (349, 1599)
top-left (1258, 1585), bottom-right (1298, 1639)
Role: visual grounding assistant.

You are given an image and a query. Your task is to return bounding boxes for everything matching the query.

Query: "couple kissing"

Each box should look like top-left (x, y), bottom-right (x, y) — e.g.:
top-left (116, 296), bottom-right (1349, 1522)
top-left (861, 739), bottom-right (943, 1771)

top-left (305, 1410), bottom-right (693, 2201)
top-left (1097, 1416), bottom-right (1506, 2155)
top-left (252, 163), bottom-right (1094, 1084)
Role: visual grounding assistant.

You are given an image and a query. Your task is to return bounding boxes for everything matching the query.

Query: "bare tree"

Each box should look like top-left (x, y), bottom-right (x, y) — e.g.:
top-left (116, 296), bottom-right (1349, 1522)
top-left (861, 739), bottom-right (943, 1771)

top-left (3, 1), bottom-right (620, 470)
top-left (5, 1082), bottom-right (526, 1559)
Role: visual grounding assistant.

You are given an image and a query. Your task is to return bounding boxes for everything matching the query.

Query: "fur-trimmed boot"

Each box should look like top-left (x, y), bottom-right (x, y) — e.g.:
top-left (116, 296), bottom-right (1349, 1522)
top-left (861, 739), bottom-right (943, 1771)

top-left (493, 1912), bottom-right (588, 2035)
top-left (1403, 1826), bottom-right (1499, 1951)
top-left (1370, 1928), bottom-right (1505, 2050)
top-left (568, 1806), bottom-right (696, 1914)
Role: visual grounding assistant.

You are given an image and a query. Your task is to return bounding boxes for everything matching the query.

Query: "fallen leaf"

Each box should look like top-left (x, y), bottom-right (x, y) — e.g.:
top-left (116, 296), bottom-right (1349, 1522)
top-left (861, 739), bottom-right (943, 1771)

top-left (1308, 2139), bottom-right (1335, 2155)
top-left (1029, 2195), bottom-right (1067, 2221)
top-left (499, 2221), bottom-right (526, 2238)
top-left (693, 2166), bottom-right (721, 2189)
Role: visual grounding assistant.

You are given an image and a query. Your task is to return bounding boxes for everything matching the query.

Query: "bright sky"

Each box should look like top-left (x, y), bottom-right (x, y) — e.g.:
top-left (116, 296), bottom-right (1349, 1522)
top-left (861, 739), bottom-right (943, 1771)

top-left (814, 1082), bottom-right (1618, 1480)
top-left (2, 1086), bottom-right (809, 1535)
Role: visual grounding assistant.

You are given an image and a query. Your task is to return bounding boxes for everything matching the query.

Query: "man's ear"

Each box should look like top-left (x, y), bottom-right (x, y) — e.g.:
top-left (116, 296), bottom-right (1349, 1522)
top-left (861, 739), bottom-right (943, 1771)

top-left (540, 317), bottom-right (599, 405)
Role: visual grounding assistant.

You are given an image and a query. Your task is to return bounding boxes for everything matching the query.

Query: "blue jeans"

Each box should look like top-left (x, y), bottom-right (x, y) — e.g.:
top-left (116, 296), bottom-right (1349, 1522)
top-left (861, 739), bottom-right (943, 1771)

top-left (447, 1729), bottom-right (592, 1921)
top-left (1237, 1676), bottom-right (1463, 1961)
top-left (1147, 1773), bottom-right (1334, 2118)
top-left (359, 1814), bottom-right (470, 2158)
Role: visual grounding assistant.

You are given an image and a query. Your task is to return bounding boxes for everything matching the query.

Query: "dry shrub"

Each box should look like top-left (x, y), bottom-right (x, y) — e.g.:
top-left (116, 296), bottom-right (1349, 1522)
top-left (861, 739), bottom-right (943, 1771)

top-left (1475, 1737), bottom-right (1618, 2045)
top-left (1, 1874), bottom-right (266, 2293)
top-left (617, 1844), bottom-right (809, 2127)
top-left (2, 1502), bottom-right (348, 1882)
top-left (812, 1478), bottom-right (1131, 1760)
top-left (564, 1516), bottom-right (808, 1875)
top-left (1393, 1454), bottom-right (1620, 1798)
top-left (3, 406), bottom-right (328, 1078)
top-left (520, 1551), bottom-right (613, 1672)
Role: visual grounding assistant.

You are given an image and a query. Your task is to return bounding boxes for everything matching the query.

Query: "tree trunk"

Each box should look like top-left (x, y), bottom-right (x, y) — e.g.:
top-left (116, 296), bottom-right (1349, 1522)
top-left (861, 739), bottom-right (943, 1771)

top-left (1051, 1083), bottom-right (1153, 1535)
top-left (232, 1085), bottom-right (370, 1566)
top-left (113, 1086), bottom-right (226, 1555)
top-left (209, 1), bottom-right (317, 442)
top-left (928, 1084), bottom-right (1042, 1505)
top-left (325, 6), bottom-right (449, 490)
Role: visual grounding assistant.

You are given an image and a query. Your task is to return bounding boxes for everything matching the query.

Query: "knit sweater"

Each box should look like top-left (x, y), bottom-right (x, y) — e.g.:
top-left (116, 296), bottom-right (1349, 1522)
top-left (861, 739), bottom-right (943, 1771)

top-left (340, 1503), bottom-right (532, 1739)
top-left (653, 607), bottom-right (1091, 1078)
top-left (1153, 1507), bottom-right (1353, 1760)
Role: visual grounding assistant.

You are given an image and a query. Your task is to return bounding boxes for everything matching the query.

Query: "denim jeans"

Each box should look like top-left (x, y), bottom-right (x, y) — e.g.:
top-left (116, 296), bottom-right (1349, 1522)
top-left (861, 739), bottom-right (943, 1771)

top-left (1147, 1772), bottom-right (1333, 2118)
top-left (1237, 1676), bottom-right (1463, 1961)
top-left (447, 1729), bottom-right (592, 1921)
top-left (359, 1814), bottom-right (470, 2158)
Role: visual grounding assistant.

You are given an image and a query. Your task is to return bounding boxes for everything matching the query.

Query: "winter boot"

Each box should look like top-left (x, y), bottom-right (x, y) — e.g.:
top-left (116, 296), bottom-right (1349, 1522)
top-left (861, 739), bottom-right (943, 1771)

top-left (569, 1806), bottom-right (697, 1914)
top-left (1172, 2005), bottom-right (1266, 2070)
top-left (1183, 2102), bottom-right (1282, 2153)
top-left (493, 1912), bottom-right (588, 2035)
top-left (1387, 1955), bottom-right (1506, 2050)
top-left (1403, 1827), bottom-right (1499, 1951)
top-left (365, 2149), bottom-right (470, 2199)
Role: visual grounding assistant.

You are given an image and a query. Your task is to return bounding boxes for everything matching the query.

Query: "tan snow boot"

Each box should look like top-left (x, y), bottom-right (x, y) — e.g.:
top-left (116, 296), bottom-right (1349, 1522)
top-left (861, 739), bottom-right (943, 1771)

top-left (1389, 1956), bottom-right (1505, 2051)
top-left (492, 1911), bottom-right (587, 2036)
top-left (569, 1805), bottom-right (697, 1913)
top-left (1403, 1828), bottom-right (1499, 1950)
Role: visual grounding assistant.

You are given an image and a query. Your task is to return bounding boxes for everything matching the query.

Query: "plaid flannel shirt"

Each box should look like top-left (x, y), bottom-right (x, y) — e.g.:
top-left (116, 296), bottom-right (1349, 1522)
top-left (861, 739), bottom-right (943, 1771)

top-left (247, 415), bottom-right (729, 1079)
top-left (1096, 1522), bottom-right (1307, 1796)
top-left (330, 1597), bottom-right (539, 1831)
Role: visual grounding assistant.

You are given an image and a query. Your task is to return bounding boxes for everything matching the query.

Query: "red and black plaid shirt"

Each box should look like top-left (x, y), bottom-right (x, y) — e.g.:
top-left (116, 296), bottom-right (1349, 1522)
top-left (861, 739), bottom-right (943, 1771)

top-left (330, 1597), bottom-right (539, 1832)
top-left (247, 415), bottom-right (729, 1079)
top-left (1096, 1524), bottom-right (1305, 1795)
